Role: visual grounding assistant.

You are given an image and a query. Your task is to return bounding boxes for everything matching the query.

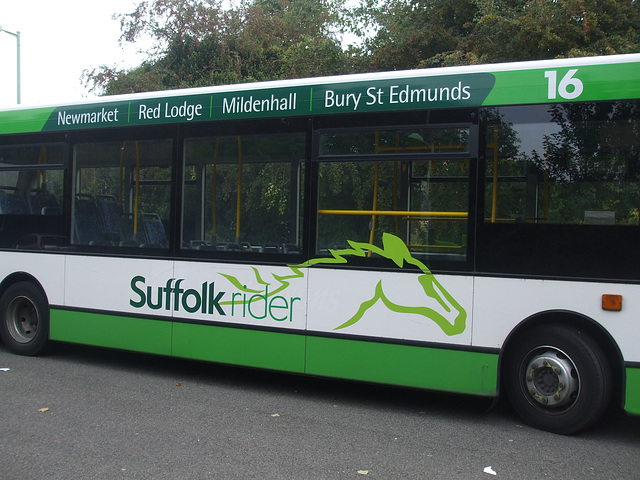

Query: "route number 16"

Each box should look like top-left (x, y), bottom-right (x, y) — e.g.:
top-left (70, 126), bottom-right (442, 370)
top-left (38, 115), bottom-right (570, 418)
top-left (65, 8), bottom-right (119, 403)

top-left (545, 69), bottom-right (584, 100)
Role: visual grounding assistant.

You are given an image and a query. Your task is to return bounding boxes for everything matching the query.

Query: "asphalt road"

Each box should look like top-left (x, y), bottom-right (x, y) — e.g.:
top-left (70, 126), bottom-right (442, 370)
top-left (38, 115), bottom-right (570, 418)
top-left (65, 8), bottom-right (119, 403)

top-left (1, 342), bottom-right (639, 480)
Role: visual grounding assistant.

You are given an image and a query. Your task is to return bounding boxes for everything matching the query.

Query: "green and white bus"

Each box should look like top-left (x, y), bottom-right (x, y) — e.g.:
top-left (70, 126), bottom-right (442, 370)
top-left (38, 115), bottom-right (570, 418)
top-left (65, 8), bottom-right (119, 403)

top-left (2, 53), bottom-right (640, 433)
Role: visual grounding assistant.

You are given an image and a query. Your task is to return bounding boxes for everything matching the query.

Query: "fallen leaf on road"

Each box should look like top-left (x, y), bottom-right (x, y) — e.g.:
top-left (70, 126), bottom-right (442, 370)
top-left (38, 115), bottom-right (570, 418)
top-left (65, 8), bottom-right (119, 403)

top-left (38, 408), bottom-right (50, 413)
top-left (357, 470), bottom-right (369, 475)
top-left (271, 413), bottom-right (280, 417)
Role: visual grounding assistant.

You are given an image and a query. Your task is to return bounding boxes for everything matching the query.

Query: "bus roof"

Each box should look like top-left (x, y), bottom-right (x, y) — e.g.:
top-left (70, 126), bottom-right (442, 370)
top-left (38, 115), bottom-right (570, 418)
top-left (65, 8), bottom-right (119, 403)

top-left (2, 53), bottom-right (640, 135)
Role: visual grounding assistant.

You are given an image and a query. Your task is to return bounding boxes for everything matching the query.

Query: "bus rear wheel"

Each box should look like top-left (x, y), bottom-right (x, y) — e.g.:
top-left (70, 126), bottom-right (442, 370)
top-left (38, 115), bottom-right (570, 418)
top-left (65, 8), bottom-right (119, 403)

top-left (0, 282), bottom-right (50, 356)
top-left (503, 324), bottom-right (611, 434)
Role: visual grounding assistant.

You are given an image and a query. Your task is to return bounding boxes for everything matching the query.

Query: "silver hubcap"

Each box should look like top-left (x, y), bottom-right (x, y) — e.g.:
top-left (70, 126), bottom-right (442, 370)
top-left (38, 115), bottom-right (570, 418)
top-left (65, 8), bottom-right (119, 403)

top-left (525, 348), bottom-right (579, 408)
top-left (6, 295), bottom-right (38, 344)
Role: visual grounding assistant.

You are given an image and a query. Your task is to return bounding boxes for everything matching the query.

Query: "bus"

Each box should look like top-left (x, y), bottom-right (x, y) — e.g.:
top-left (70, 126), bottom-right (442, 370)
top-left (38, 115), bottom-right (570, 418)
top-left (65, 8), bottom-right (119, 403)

top-left (1, 54), bottom-right (639, 434)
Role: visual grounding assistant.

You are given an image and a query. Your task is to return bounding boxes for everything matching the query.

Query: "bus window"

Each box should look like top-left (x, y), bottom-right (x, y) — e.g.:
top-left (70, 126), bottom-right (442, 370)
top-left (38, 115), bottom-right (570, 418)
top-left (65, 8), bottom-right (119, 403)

top-left (485, 102), bottom-right (640, 226)
top-left (73, 139), bottom-right (172, 248)
top-left (0, 144), bottom-right (65, 249)
top-left (182, 132), bottom-right (305, 254)
top-left (317, 126), bottom-right (471, 265)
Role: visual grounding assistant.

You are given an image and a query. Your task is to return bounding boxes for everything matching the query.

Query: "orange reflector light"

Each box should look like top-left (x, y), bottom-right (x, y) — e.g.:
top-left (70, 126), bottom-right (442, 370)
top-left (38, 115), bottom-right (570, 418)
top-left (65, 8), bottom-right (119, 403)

top-left (602, 294), bottom-right (622, 311)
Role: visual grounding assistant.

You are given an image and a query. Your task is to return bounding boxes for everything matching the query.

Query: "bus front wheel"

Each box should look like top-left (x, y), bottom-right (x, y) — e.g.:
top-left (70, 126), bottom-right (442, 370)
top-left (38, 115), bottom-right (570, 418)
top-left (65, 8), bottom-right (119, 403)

top-left (503, 324), bottom-right (611, 434)
top-left (0, 282), bottom-right (50, 356)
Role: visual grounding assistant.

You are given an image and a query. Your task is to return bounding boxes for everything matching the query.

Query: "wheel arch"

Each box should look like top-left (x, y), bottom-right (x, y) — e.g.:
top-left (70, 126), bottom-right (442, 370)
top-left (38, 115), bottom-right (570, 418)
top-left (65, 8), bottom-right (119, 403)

top-left (499, 309), bottom-right (625, 409)
top-left (0, 272), bottom-right (49, 305)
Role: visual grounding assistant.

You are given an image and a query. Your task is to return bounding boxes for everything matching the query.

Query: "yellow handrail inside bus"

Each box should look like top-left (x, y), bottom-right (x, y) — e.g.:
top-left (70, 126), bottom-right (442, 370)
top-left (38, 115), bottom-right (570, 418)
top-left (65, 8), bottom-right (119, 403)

top-left (368, 131), bottom-right (384, 256)
top-left (489, 125), bottom-right (499, 223)
top-left (235, 136), bottom-right (243, 242)
top-left (37, 146), bottom-right (47, 187)
top-left (392, 133), bottom-right (401, 235)
top-left (318, 209), bottom-right (467, 218)
top-left (393, 161), bottom-right (399, 235)
top-left (368, 161), bottom-right (380, 256)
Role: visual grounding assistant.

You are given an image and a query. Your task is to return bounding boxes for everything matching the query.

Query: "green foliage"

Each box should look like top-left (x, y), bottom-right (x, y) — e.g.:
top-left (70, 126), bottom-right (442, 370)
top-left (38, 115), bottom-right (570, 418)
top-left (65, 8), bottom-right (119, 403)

top-left (84, 0), bottom-right (640, 94)
top-left (352, 0), bottom-right (478, 71)
top-left (85, 0), bottom-right (351, 94)
top-left (351, 0), bottom-right (640, 71)
top-left (470, 0), bottom-right (640, 63)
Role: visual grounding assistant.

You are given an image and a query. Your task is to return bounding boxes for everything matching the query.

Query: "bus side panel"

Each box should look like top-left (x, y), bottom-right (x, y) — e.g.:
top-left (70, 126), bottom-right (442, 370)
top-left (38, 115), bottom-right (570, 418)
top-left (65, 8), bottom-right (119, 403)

top-left (0, 252), bottom-right (65, 306)
top-left (306, 269), bottom-right (473, 345)
top-left (473, 277), bottom-right (640, 363)
top-left (171, 322), bottom-right (306, 373)
top-left (64, 255), bottom-right (175, 317)
top-left (169, 261), bottom-right (308, 372)
top-left (305, 336), bottom-right (498, 396)
top-left (62, 255), bottom-right (174, 353)
top-left (171, 261), bottom-right (308, 331)
top-left (625, 367), bottom-right (640, 415)
top-left (50, 309), bottom-right (172, 355)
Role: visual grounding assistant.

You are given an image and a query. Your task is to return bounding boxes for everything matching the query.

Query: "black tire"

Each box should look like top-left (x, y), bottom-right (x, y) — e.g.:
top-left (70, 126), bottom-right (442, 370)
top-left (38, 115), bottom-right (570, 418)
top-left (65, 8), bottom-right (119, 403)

top-left (503, 324), bottom-right (611, 434)
top-left (0, 281), bottom-right (50, 356)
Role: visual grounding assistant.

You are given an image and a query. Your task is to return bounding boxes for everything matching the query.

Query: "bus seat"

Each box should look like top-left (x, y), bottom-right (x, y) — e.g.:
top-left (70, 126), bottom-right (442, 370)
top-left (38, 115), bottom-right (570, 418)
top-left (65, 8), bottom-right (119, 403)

top-left (0, 191), bottom-right (28, 215)
top-left (225, 242), bottom-right (252, 252)
top-left (27, 188), bottom-right (58, 215)
top-left (142, 213), bottom-right (168, 248)
top-left (15, 233), bottom-right (68, 250)
top-left (260, 243), bottom-right (282, 253)
top-left (73, 194), bottom-right (105, 245)
top-left (119, 213), bottom-right (146, 246)
top-left (97, 195), bottom-right (123, 237)
top-left (282, 244), bottom-right (301, 254)
top-left (190, 240), bottom-right (217, 251)
top-left (42, 206), bottom-right (62, 216)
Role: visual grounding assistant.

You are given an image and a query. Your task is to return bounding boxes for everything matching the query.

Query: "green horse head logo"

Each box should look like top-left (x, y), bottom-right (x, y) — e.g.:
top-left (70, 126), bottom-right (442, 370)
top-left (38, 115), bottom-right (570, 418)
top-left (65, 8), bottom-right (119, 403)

top-left (219, 233), bottom-right (467, 336)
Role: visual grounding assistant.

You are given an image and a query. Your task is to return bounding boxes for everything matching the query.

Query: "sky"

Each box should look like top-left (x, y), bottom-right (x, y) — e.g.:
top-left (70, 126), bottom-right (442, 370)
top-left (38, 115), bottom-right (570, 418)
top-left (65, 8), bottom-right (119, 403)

top-left (0, 0), bottom-right (150, 108)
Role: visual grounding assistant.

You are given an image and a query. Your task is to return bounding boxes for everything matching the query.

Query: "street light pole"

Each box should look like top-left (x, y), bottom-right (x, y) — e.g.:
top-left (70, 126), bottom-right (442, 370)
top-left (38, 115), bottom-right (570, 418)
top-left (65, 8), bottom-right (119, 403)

top-left (0, 26), bottom-right (21, 104)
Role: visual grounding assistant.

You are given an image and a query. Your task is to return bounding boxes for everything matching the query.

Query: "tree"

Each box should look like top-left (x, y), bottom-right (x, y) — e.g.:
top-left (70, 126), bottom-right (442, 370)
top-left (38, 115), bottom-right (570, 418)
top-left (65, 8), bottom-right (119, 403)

top-left (352, 0), bottom-right (640, 71)
top-left (84, 0), bottom-right (351, 95)
top-left (86, 0), bottom-right (640, 94)
top-left (470, 0), bottom-right (640, 62)
top-left (350, 0), bottom-right (478, 71)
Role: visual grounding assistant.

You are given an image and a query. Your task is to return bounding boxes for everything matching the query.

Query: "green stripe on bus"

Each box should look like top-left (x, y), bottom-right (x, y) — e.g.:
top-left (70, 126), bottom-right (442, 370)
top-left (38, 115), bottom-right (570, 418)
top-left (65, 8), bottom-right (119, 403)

top-left (485, 62), bottom-right (640, 106)
top-left (5, 58), bottom-right (640, 135)
top-left (0, 107), bottom-right (56, 134)
top-left (50, 309), bottom-right (497, 394)
top-left (171, 322), bottom-right (306, 373)
top-left (305, 336), bottom-right (498, 396)
top-left (50, 309), bottom-right (172, 355)
top-left (625, 367), bottom-right (640, 415)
